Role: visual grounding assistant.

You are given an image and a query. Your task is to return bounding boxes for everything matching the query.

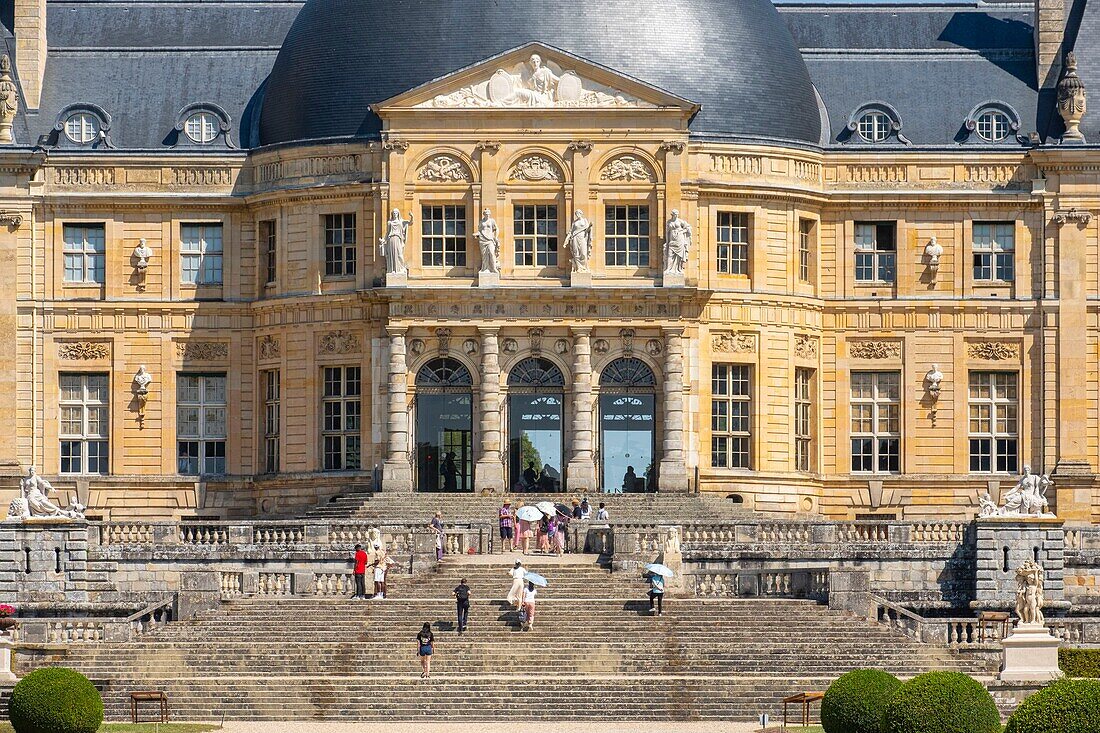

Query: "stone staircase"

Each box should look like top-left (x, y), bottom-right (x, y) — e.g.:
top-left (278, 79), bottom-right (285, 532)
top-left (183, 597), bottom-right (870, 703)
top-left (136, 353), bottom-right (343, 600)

top-left (304, 490), bottom-right (754, 523)
top-left (14, 554), bottom-right (996, 722)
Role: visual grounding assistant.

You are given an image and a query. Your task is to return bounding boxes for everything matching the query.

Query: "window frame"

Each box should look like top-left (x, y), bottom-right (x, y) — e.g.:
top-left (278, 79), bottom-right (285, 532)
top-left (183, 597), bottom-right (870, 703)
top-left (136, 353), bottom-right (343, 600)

top-left (857, 111), bottom-right (892, 143)
top-left (975, 110), bottom-right (1011, 143)
top-left (262, 369), bottom-right (280, 474)
top-left (421, 204), bottom-right (468, 268)
top-left (62, 224), bottom-right (106, 285)
top-left (968, 371), bottom-right (1019, 474)
top-left (176, 373), bottom-right (228, 476)
top-left (512, 203), bottom-right (559, 268)
top-left (854, 222), bottom-right (897, 284)
top-left (184, 112), bottom-right (219, 144)
top-left (715, 211), bottom-right (750, 276)
top-left (972, 221), bottom-right (1015, 284)
top-left (59, 373), bottom-right (109, 475)
top-left (711, 363), bottom-right (752, 470)
top-left (321, 366), bottom-right (362, 472)
top-left (323, 213), bottom-right (357, 278)
top-left (849, 371), bottom-right (900, 474)
top-left (798, 218), bottom-right (815, 285)
top-left (259, 219), bottom-right (277, 286)
top-left (64, 113), bottom-right (100, 144)
top-left (795, 367), bottom-right (814, 473)
top-left (604, 204), bottom-right (651, 268)
top-left (180, 223), bottom-right (224, 286)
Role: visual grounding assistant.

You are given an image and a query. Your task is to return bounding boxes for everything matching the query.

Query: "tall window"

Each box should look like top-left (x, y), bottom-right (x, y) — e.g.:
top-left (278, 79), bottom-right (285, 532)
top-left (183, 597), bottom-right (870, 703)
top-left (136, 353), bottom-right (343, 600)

top-left (59, 374), bottom-right (108, 474)
top-left (854, 222), bottom-right (896, 283)
top-left (711, 364), bottom-right (751, 469)
top-left (795, 368), bottom-right (814, 472)
top-left (514, 205), bottom-right (558, 267)
top-left (850, 371), bottom-right (900, 473)
top-left (422, 205), bottom-right (467, 267)
top-left (262, 369), bottom-right (280, 474)
top-left (716, 212), bottom-right (749, 275)
top-left (177, 374), bottom-right (227, 475)
top-left (259, 220), bottom-right (277, 286)
top-left (180, 224), bottom-right (223, 285)
top-left (969, 372), bottom-right (1018, 473)
top-left (798, 219), bottom-right (814, 284)
top-left (322, 366), bottom-right (361, 471)
top-left (62, 225), bottom-right (105, 284)
top-left (605, 205), bottom-right (650, 267)
top-left (973, 222), bottom-right (1014, 283)
top-left (324, 213), bottom-right (356, 277)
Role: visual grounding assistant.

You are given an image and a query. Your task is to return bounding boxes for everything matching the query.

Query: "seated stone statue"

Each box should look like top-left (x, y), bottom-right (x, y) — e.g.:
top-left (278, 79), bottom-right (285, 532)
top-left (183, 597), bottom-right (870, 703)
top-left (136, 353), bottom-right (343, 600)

top-left (13, 467), bottom-right (85, 520)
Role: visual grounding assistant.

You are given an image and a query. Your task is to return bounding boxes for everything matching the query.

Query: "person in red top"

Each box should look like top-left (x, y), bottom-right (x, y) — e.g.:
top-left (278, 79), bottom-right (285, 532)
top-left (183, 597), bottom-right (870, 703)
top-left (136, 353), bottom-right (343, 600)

top-left (352, 543), bottom-right (368, 599)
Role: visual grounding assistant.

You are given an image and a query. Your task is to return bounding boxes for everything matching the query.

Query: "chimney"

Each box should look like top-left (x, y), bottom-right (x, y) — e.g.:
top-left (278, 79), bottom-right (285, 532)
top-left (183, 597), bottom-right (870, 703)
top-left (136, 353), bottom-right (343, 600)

top-left (1035, 0), bottom-right (1068, 91)
top-left (13, 0), bottom-right (46, 110)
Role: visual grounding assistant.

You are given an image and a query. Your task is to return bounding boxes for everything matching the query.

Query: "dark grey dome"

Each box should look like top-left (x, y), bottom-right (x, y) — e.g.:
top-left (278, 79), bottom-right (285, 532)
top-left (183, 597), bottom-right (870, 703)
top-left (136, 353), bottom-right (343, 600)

top-left (259, 0), bottom-right (821, 146)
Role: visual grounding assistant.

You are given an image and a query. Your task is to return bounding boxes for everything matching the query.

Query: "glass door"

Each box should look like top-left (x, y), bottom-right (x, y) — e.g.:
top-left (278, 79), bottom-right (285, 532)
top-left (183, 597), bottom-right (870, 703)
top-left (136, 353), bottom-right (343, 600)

top-left (600, 393), bottom-right (656, 492)
top-left (415, 392), bottom-right (473, 492)
top-left (508, 393), bottom-right (564, 493)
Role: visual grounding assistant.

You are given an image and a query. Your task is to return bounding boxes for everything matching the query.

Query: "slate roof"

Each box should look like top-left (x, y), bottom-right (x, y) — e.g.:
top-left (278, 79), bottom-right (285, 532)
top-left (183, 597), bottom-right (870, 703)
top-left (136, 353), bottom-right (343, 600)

top-left (1062, 0), bottom-right (1100, 142)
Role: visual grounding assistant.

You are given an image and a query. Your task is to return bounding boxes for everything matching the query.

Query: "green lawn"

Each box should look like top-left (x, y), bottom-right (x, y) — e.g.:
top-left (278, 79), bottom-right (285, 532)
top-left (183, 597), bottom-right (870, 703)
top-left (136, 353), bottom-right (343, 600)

top-left (1, 724), bottom-right (218, 733)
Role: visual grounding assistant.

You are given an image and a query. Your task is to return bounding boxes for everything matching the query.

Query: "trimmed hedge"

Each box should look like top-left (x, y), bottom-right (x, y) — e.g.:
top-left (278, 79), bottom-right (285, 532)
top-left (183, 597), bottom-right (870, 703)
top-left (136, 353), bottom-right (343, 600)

top-left (1059, 648), bottom-right (1100, 678)
top-left (1005, 678), bottom-right (1100, 733)
top-left (882, 671), bottom-right (1001, 733)
top-left (822, 669), bottom-right (903, 733)
top-left (9, 667), bottom-right (104, 733)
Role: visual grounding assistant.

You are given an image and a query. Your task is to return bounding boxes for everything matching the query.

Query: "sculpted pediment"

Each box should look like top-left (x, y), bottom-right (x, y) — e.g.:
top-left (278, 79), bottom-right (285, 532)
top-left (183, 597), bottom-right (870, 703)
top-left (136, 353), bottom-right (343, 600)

top-left (376, 43), bottom-right (698, 113)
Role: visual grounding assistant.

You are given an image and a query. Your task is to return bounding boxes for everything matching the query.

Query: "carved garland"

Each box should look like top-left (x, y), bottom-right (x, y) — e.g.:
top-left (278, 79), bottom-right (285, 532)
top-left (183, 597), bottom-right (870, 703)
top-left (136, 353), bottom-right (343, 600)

top-left (967, 342), bottom-right (1019, 361)
top-left (712, 332), bottom-right (756, 354)
top-left (794, 335), bottom-right (818, 360)
top-left (849, 341), bottom-right (901, 360)
top-left (600, 155), bottom-right (655, 183)
top-left (58, 342), bottom-right (110, 360)
top-left (176, 342), bottom-right (229, 361)
top-left (417, 155), bottom-right (471, 183)
top-left (319, 331), bottom-right (362, 355)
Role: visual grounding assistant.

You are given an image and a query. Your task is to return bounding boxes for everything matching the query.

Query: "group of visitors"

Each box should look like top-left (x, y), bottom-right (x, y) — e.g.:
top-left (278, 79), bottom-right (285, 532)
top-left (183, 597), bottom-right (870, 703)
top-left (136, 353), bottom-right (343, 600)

top-left (351, 541), bottom-right (394, 600)
top-left (497, 498), bottom-right (610, 555)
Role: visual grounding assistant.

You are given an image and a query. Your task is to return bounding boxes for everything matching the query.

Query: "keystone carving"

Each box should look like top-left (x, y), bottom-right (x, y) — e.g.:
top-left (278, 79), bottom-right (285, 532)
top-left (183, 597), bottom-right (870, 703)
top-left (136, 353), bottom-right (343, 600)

top-left (967, 341), bottom-right (1019, 361)
top-left (528, 328), bottom-right (545, 355)
top-left (619, 328), bottom-right (636, 356)
top-left (435, 328), bottom-right (452, 356)
top-left (712, 332), bottom-right (756, 354)
top-left (176, 342), bottom-right (229, 361)
top-left (319, 331), bottom-right (361, 355)
top-left (58, 342), bottom-right (110, 360)
top-left (849, 341), bottom-right (901, 360)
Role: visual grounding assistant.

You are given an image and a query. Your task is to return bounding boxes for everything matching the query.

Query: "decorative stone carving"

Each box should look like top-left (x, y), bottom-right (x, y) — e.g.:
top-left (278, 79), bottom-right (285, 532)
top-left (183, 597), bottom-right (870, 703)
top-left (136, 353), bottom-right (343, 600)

top-left (527, 328), bottom-right (544, 355)
top-left (996, 465), bottom-right (1055, 518)
top-left (379, 209), bottom-right (413, 276)
top-left (1015, 560), bottom-right (1046, 625)
top-left (133, 366), bottom-right (152, 422)
top-left (475, 141), bottom-right (501, 154)
top-left (502, 338), bottom-right (519, 355)
top-left (58, 342), bottom-right (109, 361)
top-left (593, 339), bottom-right (610, 355)
top-left (0, 56), bottom-right (17, 145)
top-left (600, 155), bottom-right (655, 182)
top-left (426, 53), bottom-right (651, 109)
top-left (1057, 52), bottom-right (1087, 144)
top-left (619, 328), bottom-right (635, 356)
top-left (1053, 208), bottom-right (1093, 227)
top-left (646, 339), bottom-right (663, 356)
top-left (968, 342), bottom-right (1019, 361)
top-left (509, 154), bottom-right (562, 182)
top-left (176, 342), bottom-right (229, 361)
top-left (661, 140), bottom-right (687, 154)
top-left (978, 492), bottom-right (998, 518)
top-left (564, 210), bottom-right (593, 273)
top-left (380, 136), bottom-right (409, 152)
top-left (475, 209), bottom-right (501, 274)
top-left (4, 468), bottom-right (84, 521)
top-left (849, 341), bottom-right (901, 360)
top-left (409, 339), bottom-right (426, 356)
top-left (924, 237), bottom-right (942, 277)
top-left (435, 328), bottom-right (452, 356)
top-left (133, 238), bottom-right (153, 271)
top-left (417, 155), bottom-right (470, 182)
top-left (924, 364), bottom-right (943, 399)
top-left (712, 332), bottom-right (755, 354)
top-left (555, 339), bottom-right (570, 355)
top-left (463, 339), bottom-right (478, 356)
top-left (794, 335), bottom-right (817, 361)
top-left (567, 140), bottom-right (594, 153)
top-left (319, 331), bottom-right (361, 355)
top-left (664, 210), bottom-right (691, 275)
top-left (258, 335), bottom-right (280, 361)
top-left (0, 212), bottom-right (22, 228)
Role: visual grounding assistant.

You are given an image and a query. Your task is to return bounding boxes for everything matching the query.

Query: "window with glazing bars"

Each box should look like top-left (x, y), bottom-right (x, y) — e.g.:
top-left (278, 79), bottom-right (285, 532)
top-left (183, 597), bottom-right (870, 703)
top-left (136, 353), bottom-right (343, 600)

top-left (59, 373), bottom-right (108, 474)
top-left (795, 368), bottom-right (814, 472)
top-left (262, 369), bottom-right (280, 474)
top-left (63, 225), bottom-right (105, 284)
top-left (260, 220), bottom-right (277, 285)
top-left (514, 205), bottom-right (558, 267)
top-left (972, 222), bottom-right (1014, 282)
top-left (180, 224), bottom-right (223, 285)
top-left (798, 219), bottom-right (814, 284)
top-left (711, 364), bottom-right (751, 469)
top-left (604, 205), bottom-right (650, 267)
top-left (324, 213), bottom-right (356, 277)
top-left (850, 371), bottom-right (900, 473)
top-left (716, 212), bottom-right (749, 275)
top-left (854, 222), bottom-right (896, 283)
top-left (177, 374), bottom-right (227, 475)
top-left (322, 366), bottom-right (361, 471)
top-left (969, 371), bottom-right (1018, 473)
top-left (422, 205), bottom-right (467, 267)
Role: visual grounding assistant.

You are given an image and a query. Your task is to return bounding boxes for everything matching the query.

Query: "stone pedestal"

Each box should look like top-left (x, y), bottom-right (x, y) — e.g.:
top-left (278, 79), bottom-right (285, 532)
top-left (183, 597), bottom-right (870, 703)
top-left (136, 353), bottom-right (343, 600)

top-left (569, 271), bottom-right (592, 288)
top-left (382, 461), bottom-right (413, 494)
top-left (973, 517), bottom-right (1065, 611)
top-left (385, 272), bottom-right (407, 287)
top-left (1000, 624), bottom-right (1063, 683)
top-left (0, 634), bottom-right (16, 682)
top-left (1051, 472), bottom-right (1095, 525)
top-left (662, 271), bottom-right (685, 288)
top-left (478, 271), bottom-right (500, 288)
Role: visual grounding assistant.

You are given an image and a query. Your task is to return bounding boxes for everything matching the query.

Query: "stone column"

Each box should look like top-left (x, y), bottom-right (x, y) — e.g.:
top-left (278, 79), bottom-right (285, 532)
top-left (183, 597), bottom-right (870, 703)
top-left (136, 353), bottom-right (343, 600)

top-left (659, 328), bottom-right (690, 492)
top-left (474, 328), bottom-right (505, 493)
top-left (381, 328), bottom-right (413, 493)
top-left (567, 329), bottom-right (597, 493)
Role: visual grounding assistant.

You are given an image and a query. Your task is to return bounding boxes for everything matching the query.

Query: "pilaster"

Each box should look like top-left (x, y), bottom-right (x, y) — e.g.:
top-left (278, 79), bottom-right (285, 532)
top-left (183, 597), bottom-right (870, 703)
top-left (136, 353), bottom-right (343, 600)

top-left (381, 328), bottom-right (412, 492)
top-left (659, 327), bottom-right (689, 492)
top-left (567, 328), bottom-right (596, 493)
top-left (474, 327), bottom-right (505, 493)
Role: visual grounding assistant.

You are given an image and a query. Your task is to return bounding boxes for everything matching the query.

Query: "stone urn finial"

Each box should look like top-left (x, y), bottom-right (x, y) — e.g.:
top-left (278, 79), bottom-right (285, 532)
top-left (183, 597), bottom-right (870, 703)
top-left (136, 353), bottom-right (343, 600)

top-left (1058, 52), bottom-right (1087, 144)
top-left (0, 55), bottom-right (18, 145)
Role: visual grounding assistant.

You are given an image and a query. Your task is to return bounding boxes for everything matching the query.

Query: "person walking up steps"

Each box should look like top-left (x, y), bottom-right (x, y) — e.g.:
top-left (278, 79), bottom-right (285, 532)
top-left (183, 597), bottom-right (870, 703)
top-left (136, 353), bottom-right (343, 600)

top-left (454, 577), bottom-right (471, 634)
top-left (646, 569), bottom-right (665, 616)
top-left (507, 560), bottom-right (525, 609)
top-left (429, 512), bottom-right (445, 561)
top-left (352, 543), bottom-right (368, 599)
top-left (521, 581), bottom-right (538, 631)
top-left (416, 622), bottom-right (434, 678)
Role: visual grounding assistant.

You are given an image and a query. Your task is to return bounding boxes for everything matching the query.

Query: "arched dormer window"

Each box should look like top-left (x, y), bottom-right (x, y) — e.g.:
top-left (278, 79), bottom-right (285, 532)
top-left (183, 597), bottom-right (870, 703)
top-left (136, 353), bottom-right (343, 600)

top-left (52, 104), bottom-right (113, 149)
top-left (959, 102), bottom-right (1025, 145)
top-left (172, 103), bottom-right (234, 148)
top-left (842, 103), bottom-right (910, 146)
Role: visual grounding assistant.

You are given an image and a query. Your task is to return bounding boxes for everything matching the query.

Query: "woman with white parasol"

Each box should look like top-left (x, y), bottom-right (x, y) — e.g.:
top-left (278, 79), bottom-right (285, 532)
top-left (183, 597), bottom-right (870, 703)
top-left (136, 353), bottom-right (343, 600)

top-left (644, 563), bottom-right (674, 616)
top-left (506, 559), bottom-right (526, 610)
top-left (515, 504), bottom-right (542, 555)
top-left (520, 571), bottom-right (548, 631)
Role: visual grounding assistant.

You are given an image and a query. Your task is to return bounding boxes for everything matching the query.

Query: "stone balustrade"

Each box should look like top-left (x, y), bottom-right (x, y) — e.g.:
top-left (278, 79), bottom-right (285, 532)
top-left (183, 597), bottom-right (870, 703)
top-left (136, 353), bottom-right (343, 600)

top-left (691, 568), bottom-right (829, 600)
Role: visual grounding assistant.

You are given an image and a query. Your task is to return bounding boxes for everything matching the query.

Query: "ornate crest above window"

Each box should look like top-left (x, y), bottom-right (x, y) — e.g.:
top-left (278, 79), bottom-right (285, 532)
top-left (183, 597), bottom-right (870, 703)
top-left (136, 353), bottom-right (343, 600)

top-left (957, 101), bottom-right (1026, 145)
top-left (509, 154), bottom-right (564, 183)
top-left (417, 154), bottom-right (472, 183)
top-left (49, 103), bottom-right (113, 149)
top-left (172, 103), bottom-right (235, 148)
top-left (600, 155), bottom-right (656, 183)
top-left (840, 102), bottom-right (910, 146)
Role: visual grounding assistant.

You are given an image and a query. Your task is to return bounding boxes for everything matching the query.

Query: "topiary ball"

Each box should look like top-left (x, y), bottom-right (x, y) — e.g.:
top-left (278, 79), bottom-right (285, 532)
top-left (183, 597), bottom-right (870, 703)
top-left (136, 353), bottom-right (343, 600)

top-left (9, 667), bottom-right (104, 733)
top-left (1004, 678), bottom-right (1100, 733)
top-left (822, 668), bottom-right (903, 733)
top-left (882, 671), bottom-right (1001, 733)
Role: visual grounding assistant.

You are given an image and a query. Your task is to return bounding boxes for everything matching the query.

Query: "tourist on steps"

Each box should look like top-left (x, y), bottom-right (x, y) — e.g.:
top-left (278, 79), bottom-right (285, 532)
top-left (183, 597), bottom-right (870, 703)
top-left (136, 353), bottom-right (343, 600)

top-left (352, 543), bottom-right (368, 599)
top-left (454, 578), bottom-right (470, 634)
top-left (543, 515), bottom-right (557, 554)
top-left (517, 503), bottom-right (533, 555)
top-left (571, 498), bottom-right (582, 519)
top-left (579, 497), bottom-right (592, 520)
top-left (646, 570), bottom-right (665, 616)
top-left (499, 499), bottom-right (515, 552)
top-left (429, 512), bottom-right (445, 561)
top-left (507, 560), bottom-right (526, 609)
top-left (521, 581), bottom-right (538, 631)
top-left (596, 502), bottom-right (610, 522)
top-left (553, 513), bottom-right (567, 556)
top-left (371, 542), bottom-right (388, 599)
top-left (416, 622), bottom-right (434, 678)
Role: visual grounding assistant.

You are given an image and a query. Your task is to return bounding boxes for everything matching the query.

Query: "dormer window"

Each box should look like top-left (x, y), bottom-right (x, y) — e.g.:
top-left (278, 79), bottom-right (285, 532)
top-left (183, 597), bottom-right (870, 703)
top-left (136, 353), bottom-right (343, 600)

top-left (185, 112), bottom-right (219, 144)
top-left (173, 103), bottom-right (234, 148)
top-left (64, 113), bottom-right (100, 144)
top-left (857, 111), bottom-right (891, 143)
top-left (843, 103), bottom-right (910, 146)
top-left (975, 110), bottom-right (1010, 143)
top-left (961, 102), bottom-right (1023, 145)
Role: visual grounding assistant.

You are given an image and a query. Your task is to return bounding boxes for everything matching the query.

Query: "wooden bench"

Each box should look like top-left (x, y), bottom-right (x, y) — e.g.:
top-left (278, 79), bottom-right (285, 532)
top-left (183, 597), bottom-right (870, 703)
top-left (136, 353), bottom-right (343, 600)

top-left (783, 691), bottom-right (824, 727)
top-left (978, 611), bottom-right (1012, 642)
top-left (130, 690), bottom-right (168, 723)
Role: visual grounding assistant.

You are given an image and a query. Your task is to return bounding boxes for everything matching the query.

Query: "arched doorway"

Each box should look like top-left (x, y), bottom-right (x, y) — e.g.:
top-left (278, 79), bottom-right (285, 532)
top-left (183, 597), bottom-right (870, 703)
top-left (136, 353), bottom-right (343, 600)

top-left (414, 358), bottom-right (473, 492)
top-left (507, 357), bottom-right (565, 492)
top-left (599, 358), bottom-right (657, 493)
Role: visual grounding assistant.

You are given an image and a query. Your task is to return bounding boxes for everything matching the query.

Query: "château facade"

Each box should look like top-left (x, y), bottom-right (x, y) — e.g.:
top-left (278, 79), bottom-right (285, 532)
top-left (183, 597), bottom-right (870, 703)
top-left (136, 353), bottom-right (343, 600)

top-left (0, 0), bottom-right (1098, 524)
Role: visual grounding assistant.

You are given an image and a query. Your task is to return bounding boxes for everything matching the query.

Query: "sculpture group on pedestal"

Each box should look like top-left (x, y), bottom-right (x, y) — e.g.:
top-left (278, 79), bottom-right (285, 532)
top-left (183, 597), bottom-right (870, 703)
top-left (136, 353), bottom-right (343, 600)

top-left (5, 467), bottom-right (85, 521)
top-left (1015, 560), bottom-right (1045, 626)
top-left (978, 465), bottom-right (1055, 518)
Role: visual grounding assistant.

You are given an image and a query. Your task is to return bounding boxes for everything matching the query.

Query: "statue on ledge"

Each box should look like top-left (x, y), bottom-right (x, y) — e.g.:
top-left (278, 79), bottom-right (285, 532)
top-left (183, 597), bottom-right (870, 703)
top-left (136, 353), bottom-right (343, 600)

top-left (563, 210), bottom-right (592, 273)
top-left (1014, 560), bottom-right (1045, 626)
top-left (998, 465), bottom-right (1054, 518)
top-left (5, 467), bottom-right (85, 521)
top-left (663, 209), bottom-right (691, 275)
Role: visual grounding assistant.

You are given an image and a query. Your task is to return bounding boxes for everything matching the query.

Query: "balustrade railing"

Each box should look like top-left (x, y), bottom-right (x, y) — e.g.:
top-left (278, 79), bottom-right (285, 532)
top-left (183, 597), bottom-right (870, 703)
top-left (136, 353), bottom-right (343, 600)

top-left (911, 522), bottom-right (969, 544)
top-left (179, 523), bottom-right (232, 546)
top-left (692, 568), bottom-right (828, 600)
top-left (838, 523), bottom-right (890, 543)
top-left (314, 573), bottom-right (355, 597)
top-left (220, 572), bottom-right (243, 598)
top-left (254, 524), bottom-right (305, 545)
top-left (102, 522), bottom-right (157, 545)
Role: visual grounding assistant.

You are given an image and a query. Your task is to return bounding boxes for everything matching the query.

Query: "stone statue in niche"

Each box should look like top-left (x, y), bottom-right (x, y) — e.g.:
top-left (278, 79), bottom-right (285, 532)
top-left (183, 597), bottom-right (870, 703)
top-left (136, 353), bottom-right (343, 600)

top-left (5, 467), bottom-right (85, 521)
top-left (664, 210), bottom-right (691, 275)
top-left (563, 210), bottom-right (592, 272)
top-left (379, 209), bottom-right (413, 276)
top-left (924, 237), bottom-right (942, 277)
top-left (133, 366), bottom-right (152, 420)
top-left (1014, 560), bottom-right (1045, 625)
top-left (998, 465), bottom-right (1054, 517)
top-left (475, 208), bottom-right (501, 274)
